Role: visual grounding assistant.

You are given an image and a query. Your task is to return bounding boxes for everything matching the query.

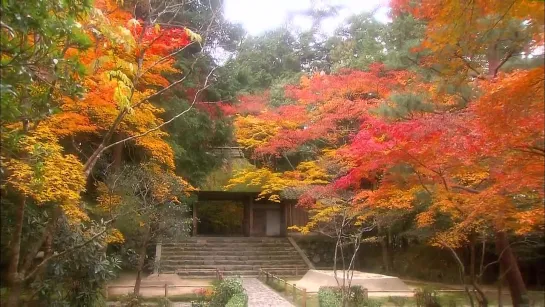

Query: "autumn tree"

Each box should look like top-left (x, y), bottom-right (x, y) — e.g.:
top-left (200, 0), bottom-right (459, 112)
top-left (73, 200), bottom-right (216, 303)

top-left (225, 64), bottom-right (415, 199)
top-left (379, 2), bottom-right (544, 305)
top-left (0, 0), bottom-right (97, 305)
top-left (223, 3), bottom-right (544, 306)
top-left (0, 0), bottom-right (211, 305)
top-left (291, 192), bottom-right (376, 307)
top-left (97, 162), bottom-right (193, 295)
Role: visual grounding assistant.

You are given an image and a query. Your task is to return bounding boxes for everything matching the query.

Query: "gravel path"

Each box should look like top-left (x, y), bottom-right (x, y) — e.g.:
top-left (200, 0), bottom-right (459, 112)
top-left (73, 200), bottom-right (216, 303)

top-left (242, 278), bottom-right (295, 307)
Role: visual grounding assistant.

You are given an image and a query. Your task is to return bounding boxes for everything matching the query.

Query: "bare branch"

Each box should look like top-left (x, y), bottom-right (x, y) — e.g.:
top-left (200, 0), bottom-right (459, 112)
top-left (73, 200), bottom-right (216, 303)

top-left (451, 185), bottom-right (480, 194)
top-left (493, 48), bottom-right (516, 77)
top-left (102, 67), bottom-right (216, 152)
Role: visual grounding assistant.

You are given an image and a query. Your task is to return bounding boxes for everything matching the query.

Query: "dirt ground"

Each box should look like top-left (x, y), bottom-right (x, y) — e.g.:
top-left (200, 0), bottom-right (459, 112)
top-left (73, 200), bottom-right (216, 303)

top-left (107, 272), bottom-right (213, 298)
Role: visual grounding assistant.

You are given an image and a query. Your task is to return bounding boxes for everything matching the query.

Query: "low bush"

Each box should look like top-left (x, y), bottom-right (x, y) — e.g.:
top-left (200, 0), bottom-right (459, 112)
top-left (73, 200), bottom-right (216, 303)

top-left (388, 296), bottom-right (410, 307)
top-left (208, 278), bottom-right (245, 307)
top-left (414, 287), bottom-right (441, 307)
top-left (317, 286), bottom-right (381, 307)
top-left (225, 292), bottom-right (248, 307)
top-left (120, 293), bottom-right (145, 307)
top-left (318, 288), bottom-right (341, 307)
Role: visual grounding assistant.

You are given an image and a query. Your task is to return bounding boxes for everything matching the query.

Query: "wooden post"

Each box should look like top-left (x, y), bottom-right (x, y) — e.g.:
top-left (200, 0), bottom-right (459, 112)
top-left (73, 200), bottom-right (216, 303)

top-left (154, 242), bottom-right (162, 275)
top-left (284, 279), bottom-right (288, 293)
top-left (164, 284), bottom-right (168, 297)
top-left (302, 288), bottom-right (307, 307)
top-left (363, 288), bottom-right (368, 300)
top-left (266, 272), bottom-right (269, 283)
top-left (292, 283), bottom-right (297, 301)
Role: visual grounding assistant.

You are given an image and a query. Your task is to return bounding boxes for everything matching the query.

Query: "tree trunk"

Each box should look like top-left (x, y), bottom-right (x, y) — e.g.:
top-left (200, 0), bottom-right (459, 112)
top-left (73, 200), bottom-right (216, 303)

top-left (134, 226), bottom-right (151, 296)
top-left (6, 196), bottom-right (26, 307)
top-left (83, 108), bottom-right (128, 178)
top-left (495, 231), bottom-right (529, 307)
top-left (379, 224), bottom-right (390, 273)
top-left (498, 262), bottom-right (504, 307)
top-left (6, 280), bottom-right (23, 307)
top-left (401, 236), bottom-right (409, 252)
top-left (112, 133), bottom-right (124, 171)
top-left (387, 229), bottom-right (395, 272)
top-left (470, 234), bottom-right (476, 283)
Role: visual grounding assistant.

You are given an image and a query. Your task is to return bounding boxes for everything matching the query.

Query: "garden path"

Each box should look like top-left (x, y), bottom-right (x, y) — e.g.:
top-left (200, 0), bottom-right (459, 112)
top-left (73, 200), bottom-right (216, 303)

top-left (242, 278), bottom-right (295, 307)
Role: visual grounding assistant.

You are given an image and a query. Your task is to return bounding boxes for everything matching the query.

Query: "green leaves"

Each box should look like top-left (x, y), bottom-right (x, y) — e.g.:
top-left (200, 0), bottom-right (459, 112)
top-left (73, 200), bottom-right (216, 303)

top-left (0, 0), bottom-right (92, 126)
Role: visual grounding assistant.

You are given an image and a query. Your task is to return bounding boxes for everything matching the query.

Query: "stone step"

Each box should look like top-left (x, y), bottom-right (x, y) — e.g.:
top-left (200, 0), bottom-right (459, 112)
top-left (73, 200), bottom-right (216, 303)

top-left (161, 259), bottom-right (306, 266)
top-left (164, 240), bottom-right (289, 246)
top-left (172, 269), bottom-right (307, 278)
top-left (161, 254), bottom-right (304, 261)
top-left (160, 264), bottom-right (306, 271)
top-left (161, 264), bottom-right (306, 271)
top-left (169, 274), bottom-right (303, 279)
top-left (162, 242), bottom-right (293, 247)
top-left (159, 238), bottom-right (309, 277)
top-left (161, 250), bottom-right (296, 255)
top-left (161, 246), bottom-right (295, 254)
top-left (166, 237), bottom-right (289, 242)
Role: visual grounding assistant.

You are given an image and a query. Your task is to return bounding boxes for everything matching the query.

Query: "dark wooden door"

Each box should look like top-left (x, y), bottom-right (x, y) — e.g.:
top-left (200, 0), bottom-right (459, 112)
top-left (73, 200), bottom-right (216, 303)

top-left (252, 209), bottom-right (267, 236)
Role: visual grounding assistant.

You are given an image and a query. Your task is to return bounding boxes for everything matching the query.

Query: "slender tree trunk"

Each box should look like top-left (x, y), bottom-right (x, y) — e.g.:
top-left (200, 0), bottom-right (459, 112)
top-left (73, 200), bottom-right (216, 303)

top-left (387, 229), bottom-right (395, 272)
top-left (470, 234), bottom-right (477, 283)
top-left (380, 236), bottom-right (390, 273)
top-left (6, 281), bottom-right (23, 307)
top-left (134, 226), bottom-right (151, 296)
top-left (498, 262), bottom-right (504, 307)
top-left (83, 109), bottom-right (128, 178)
top-left (6, 196), bottom-right (26, 307)
top-left (112, 133), bottom-right (124, 171)
top-left (401, 236), bottom-right (409, 252)
top-left (495, 231), bottom-right (529, 307)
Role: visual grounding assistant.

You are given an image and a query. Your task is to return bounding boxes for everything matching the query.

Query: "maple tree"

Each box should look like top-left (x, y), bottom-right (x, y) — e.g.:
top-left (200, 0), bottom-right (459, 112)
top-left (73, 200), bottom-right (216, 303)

top-left (97, 162), bottom-right (193, 295)
top-left (42, 0), bottom-right (202, 177)
top-left (0, 0), bottom-right (97, 304)
top-left (222, 1), bottom-right (544, 305)
top-left (0, 0), bottom-right (206, 304)
top-left (225, 64), bottom-right (416, 198)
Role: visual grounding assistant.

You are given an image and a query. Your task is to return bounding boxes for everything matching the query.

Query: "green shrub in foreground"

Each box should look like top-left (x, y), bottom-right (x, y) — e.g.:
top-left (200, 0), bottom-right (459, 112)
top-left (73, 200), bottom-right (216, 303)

top-left (209, 278), bottom-right (245, 307)
top-left (225, 292), bottom-right (248, 307)
top-left (317, 286), bottom-right (382, 307)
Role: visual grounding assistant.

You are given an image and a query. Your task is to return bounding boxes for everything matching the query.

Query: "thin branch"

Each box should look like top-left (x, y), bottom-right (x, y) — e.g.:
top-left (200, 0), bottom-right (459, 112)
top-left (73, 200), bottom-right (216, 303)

top-left (453, 51), bottom-right (484, 78)
top-left (445, 245), bottom-right (475, 307)
top-left (415, 170), bottom-right (432, 195)
top-left (513, 146), bottom-right (545, 157)
top-left (23, 223), bottom-right (110, 281)
top-left (282, 153), bottom-right (295, 171)
top-left (451, 185), bottom-right (480, 194)
top-left (138, 41), bottom-right (198, 77)
top-left (102, 67), bottom-right (216, 152)
top-left (493, 48), bottom-right (516, 77)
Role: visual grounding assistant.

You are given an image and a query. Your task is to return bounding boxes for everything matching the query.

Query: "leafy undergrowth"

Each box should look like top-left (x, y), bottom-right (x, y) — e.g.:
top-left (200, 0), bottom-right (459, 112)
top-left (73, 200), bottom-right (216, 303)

top-left (107, 293), bottom-right (202, 303)
top-left (259, 280), bottom-right (545, 307)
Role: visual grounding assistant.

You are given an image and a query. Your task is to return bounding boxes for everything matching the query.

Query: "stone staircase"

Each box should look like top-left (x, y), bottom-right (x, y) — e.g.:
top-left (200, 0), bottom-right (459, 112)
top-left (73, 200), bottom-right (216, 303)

top-left (159, 237), bottom-right (309, 278)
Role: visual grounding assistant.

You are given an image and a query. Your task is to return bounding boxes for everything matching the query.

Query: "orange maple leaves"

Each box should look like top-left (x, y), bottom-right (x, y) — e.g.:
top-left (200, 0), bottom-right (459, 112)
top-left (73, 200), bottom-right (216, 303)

top-left (43, 0), bottom-right (196, 171)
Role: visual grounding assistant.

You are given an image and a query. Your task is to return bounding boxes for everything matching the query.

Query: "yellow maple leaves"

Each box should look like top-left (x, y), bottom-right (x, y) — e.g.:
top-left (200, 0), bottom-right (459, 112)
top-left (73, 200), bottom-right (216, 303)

top-left (225, 161), bottom-right (330, 202)
top-left (106, 228), bottom-right (125, 244)
top-left (2, 127), bottom-right (88, 223)
top-left (234, 116), bottom-right (280, 150)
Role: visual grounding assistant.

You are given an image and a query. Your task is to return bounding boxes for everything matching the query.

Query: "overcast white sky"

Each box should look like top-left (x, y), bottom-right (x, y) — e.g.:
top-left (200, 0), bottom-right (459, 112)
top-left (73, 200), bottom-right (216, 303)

top-left (224, 0), bottom-right (391, 36)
